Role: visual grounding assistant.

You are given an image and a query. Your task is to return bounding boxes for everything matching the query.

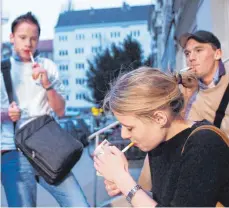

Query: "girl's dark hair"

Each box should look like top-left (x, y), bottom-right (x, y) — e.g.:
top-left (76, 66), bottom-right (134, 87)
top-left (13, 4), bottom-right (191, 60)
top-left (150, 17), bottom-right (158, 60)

top-left (11, 12), bottom-right (41, 36)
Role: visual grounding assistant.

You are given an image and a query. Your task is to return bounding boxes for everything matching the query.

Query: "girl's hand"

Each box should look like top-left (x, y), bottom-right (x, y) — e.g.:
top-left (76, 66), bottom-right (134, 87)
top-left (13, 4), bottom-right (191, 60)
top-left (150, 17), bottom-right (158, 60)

top-left (104, 179), bottom-right (121, 196)
top-left (94, 146), bottom-right (129, 182)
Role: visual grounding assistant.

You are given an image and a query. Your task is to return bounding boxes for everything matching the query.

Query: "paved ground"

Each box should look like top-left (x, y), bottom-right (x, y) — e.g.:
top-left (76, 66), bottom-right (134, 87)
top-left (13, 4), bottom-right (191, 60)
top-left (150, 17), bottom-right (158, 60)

top-left (1, 144), bottom-right (144, 207)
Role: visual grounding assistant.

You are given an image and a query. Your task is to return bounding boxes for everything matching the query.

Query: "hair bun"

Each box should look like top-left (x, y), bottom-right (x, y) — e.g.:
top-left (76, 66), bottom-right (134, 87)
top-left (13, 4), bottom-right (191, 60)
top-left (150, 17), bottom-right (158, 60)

top-left (174, 73), bottom-right (183, 84)
top-left (170, 96), bottom-right (184, 114)
top-left (175, 71), bottom-right (198, 89)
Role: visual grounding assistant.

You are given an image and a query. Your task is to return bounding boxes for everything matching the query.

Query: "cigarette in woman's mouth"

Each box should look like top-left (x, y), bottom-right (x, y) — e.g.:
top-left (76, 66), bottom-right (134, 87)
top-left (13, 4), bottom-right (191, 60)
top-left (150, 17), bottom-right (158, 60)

top-left (121, 142), bottom-right (135, 153)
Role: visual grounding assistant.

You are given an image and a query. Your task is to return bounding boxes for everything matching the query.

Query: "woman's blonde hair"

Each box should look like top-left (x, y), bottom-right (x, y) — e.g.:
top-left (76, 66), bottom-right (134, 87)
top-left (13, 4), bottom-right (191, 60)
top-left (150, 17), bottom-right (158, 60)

top-left (103, 66), bottom-right (194, 118)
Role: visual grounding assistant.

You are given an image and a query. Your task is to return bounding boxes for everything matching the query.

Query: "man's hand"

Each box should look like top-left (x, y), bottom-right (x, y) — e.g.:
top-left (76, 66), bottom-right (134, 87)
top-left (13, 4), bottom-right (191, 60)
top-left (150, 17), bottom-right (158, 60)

top-left (8, 102), bottom-right (21, 122)
top-left (32, 63), bottom-right (65, 117)
top-left (32, 63), bottom-right (51, 89)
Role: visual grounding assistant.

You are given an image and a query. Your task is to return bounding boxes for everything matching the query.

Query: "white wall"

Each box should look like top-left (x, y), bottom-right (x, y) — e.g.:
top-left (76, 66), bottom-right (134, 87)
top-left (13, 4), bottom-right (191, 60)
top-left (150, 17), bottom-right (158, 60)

top-left (210, 0), bottom-right (229, 60)
top-left (196, 0), bottom-right (212, 31)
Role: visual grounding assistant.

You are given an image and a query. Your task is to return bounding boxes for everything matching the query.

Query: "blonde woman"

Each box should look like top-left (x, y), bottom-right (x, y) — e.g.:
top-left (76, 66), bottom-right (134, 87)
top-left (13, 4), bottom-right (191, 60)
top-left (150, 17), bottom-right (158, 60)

top-left (93, 67), bottom-right (229, 207)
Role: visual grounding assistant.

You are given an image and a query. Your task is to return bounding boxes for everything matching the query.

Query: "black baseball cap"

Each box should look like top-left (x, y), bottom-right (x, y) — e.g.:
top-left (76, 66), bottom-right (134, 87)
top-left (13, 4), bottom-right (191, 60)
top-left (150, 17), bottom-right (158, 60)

top-left (179, 30), bottom-right (221, 49)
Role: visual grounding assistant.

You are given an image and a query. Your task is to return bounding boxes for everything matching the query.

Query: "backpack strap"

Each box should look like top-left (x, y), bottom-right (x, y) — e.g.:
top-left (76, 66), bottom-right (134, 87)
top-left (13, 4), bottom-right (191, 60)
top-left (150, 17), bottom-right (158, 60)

top-left (1, 58), bottom-right (16, 131)
top-left (1, 59), bottom-right (13, 103)
top-left (181, 125), bottom-right (229, 154)
top-left (213, 82), bottom-right (229, 128)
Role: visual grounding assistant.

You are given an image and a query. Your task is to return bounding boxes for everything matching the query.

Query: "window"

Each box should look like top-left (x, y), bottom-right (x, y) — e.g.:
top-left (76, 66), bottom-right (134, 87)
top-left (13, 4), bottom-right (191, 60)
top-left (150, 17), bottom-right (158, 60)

top-left (75, 93), bottom-right (86, 100)
top-left (59, 50), bottom-right (68, 56)
top-left (110, 32), bottom-right (121, 38)
top-left (59, 65), bottom-right (68, 71)
top-left (75, 63), bottom-right (85, 69)
top-left (75, 79), bottom-right (87, 85)
top-left (75, 48), bottom-right (84, 54)
top-left (92, 33), bottom-right (101, 39)
top-left (66, 95), bottom-right (69, 100)
top-left (91, 46), bottom-right (101, 53)
top-left (59, 35), bottom-right (68, 41)
top-left (62, 79), bottom-right (69, 86)
top-left (76, 34), bottom-right (85, 40)
top-left (130, 30), bottom-right (140, 37)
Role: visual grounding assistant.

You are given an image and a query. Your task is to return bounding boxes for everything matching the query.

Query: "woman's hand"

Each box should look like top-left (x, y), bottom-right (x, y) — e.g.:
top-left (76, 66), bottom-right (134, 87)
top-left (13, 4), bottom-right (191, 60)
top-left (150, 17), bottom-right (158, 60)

top-left (104, 179), bottom-right (121, 196)
top-left (94, 146), bottom-right (129, 183)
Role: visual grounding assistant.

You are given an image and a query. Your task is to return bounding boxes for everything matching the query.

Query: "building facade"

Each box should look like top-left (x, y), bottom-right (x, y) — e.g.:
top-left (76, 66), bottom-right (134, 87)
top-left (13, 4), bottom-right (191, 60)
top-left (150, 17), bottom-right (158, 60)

top-left (148, 0), bottom-right (162, 68)
top-left (149, 0), bottom-right (229, 71)
top-left (148, 0), bottom-right (175, 70)
top-left (37, 40), bottom-right (53, 60)
top-left (54, 3), bottom-right (152, 115)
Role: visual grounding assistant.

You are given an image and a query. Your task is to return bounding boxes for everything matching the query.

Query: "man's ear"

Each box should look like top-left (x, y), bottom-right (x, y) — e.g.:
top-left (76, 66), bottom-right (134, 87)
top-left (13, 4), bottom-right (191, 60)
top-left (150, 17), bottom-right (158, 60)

top-left (10, 33), bottom-right (14, 44)
top-left (214, 49), bottom-right (222, 60)
top-left (152, 111), bottom-right (168, 128)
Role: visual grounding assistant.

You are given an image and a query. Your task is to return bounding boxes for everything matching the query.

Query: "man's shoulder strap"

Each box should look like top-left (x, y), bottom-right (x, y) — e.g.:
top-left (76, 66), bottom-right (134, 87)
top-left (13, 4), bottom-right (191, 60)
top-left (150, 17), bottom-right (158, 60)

top-left (181, 125), bottom-right (229, 154)
top-left (213, 81), bottom-right (229, 128)
top-left (1, 58), bottom-right (13, 103)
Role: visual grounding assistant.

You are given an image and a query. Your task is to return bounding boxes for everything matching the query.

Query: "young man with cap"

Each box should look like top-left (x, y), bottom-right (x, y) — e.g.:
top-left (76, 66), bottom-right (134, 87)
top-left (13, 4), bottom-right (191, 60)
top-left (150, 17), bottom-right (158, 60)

top-left (179, 30), bottom-right (229, 137)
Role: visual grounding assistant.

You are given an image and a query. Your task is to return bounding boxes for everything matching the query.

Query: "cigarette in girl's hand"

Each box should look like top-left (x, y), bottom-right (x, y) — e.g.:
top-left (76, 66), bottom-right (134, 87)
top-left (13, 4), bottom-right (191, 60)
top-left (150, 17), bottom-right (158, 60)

top-left (121, 142), bottom-right (134, 153)
top-left (180, 67), bottom-right (190, 72)
top-left (29, 52), bottom-right (35, 64)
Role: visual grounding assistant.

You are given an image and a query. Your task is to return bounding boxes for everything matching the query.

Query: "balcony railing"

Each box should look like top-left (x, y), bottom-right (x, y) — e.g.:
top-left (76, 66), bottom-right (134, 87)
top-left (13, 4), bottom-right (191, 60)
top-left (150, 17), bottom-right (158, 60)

top-left (88, 121), bottom-right (120, 147)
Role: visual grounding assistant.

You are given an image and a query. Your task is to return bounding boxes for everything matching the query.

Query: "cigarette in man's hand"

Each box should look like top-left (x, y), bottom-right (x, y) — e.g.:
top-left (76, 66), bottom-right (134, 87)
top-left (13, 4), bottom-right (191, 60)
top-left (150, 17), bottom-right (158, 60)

top-left (29, 52), bottom-right (35, 64)
top-left (121, 142), bottom-right (134, 153)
